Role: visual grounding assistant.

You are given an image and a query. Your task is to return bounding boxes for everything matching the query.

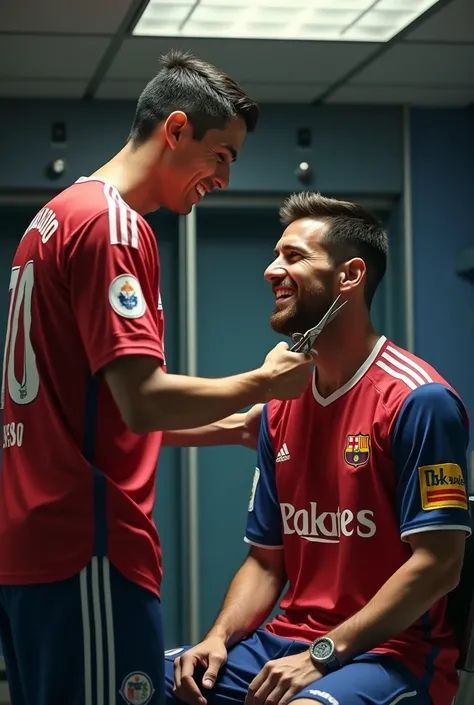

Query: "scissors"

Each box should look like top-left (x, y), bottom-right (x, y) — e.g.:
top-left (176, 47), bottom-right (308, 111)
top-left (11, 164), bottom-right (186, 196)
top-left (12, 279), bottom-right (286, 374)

top-left (290, 294), bottom-right (347, 353)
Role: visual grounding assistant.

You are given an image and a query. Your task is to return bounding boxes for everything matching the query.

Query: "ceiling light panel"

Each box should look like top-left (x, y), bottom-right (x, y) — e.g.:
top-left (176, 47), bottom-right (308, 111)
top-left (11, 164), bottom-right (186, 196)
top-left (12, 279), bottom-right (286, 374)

top-left (133, 0), bottom-right (441, 42)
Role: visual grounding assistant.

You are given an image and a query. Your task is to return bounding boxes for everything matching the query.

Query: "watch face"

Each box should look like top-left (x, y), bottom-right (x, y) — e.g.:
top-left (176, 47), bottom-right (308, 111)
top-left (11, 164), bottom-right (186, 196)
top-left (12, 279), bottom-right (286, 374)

top-left (312, 639), bottom-right (333, 660)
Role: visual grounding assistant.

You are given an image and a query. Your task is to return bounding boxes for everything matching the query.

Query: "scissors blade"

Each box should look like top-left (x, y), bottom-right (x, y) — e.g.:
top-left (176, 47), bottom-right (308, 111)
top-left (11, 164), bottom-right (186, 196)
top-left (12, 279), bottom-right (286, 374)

top-left (290, 295), bottom-right (347, 352)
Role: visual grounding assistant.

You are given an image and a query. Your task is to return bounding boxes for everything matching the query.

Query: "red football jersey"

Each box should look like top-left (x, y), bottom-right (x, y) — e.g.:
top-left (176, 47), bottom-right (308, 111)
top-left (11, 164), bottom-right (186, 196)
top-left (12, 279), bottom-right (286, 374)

top-left (245, 336), bottom-right (471, 705)
top-left (0, 177), bottom-right (166, 596)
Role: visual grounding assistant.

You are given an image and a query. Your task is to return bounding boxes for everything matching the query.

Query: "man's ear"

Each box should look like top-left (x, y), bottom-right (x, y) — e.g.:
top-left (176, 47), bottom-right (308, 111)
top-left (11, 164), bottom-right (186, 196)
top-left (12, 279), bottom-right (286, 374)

top-left (163, 111), bottom-right (188, 150)
top-left (338, 257), bottom-right (366, 293)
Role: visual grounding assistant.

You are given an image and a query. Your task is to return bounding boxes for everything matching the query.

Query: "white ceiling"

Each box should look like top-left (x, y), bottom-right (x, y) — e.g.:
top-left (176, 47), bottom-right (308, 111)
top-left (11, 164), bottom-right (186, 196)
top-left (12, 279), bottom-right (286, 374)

top-left (0, 0), bottom-right (473, 106)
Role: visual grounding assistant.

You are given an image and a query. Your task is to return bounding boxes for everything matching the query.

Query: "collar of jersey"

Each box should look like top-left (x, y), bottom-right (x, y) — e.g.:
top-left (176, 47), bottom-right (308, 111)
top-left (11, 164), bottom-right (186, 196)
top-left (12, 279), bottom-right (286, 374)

top-left (312, 335), bottom-right (387, 407)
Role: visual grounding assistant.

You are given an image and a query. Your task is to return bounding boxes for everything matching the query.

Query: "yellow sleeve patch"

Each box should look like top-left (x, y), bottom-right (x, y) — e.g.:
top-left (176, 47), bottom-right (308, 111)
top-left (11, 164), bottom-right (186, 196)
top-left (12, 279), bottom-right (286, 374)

top-left (418, 463), bottom-right (468, 511)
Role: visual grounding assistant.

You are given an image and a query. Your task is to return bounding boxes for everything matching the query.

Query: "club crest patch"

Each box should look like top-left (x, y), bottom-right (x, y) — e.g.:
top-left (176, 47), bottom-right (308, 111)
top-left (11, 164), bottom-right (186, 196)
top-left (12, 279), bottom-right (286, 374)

top-left (119, 672), bottom-right (154, 705)
top-left (109, 274), bottom-right (146, 319)
top-left (344, 434), bottom-right (370, 467)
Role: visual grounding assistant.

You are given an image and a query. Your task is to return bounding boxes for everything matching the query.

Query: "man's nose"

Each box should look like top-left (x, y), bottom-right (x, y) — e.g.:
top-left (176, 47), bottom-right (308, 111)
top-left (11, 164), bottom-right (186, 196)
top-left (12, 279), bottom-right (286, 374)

top-left (264, 262), bottom-right (286, 282)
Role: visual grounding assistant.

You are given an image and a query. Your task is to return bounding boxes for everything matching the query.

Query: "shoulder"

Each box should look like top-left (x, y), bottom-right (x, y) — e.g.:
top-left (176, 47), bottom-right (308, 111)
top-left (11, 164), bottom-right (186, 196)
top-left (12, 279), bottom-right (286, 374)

top-left (393, 383), bottom-right (469, 436)
top-left (51, 179), bottom-right (112, 224)
top-left (368, 338), bottom-right (464, 415)
top-left (56, 179), bottom-right (156, 253)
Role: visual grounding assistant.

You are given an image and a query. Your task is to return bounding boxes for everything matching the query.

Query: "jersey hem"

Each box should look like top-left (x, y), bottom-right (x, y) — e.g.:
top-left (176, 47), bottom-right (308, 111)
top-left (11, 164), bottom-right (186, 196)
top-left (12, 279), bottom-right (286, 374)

top-left (0, 552), bottom-right (94, 586)
top-left (244, 536), bottom-right (284, 549)
top-left (108, 558), bottom-right (161, 599)
top-left (0, 555), bottom-right (162, 599)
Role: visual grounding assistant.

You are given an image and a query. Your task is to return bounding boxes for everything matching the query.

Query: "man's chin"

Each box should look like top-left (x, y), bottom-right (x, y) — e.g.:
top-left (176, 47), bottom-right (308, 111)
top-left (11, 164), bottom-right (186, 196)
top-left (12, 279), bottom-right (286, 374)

top-left (167, 192), bottom-right (194, 215)
top-left (269, 312), bottom-right (295, 338)
top-left (176, 203), bottom-right (193, 216)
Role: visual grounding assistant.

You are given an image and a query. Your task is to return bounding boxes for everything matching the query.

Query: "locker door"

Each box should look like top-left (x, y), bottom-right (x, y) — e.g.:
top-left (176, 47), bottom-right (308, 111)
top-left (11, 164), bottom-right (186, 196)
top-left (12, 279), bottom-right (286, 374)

top-left (195, 207), bottom-right (283, 637)
top-left (145, 211), bottom-right (182, 647)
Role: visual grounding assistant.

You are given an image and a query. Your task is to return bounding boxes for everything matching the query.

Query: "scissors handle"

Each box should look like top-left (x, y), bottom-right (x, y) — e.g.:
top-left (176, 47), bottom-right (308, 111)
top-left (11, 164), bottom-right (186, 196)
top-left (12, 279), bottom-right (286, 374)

top-left (290, 296), bottom-right (347, 353)
top-left (290, 335), bottom-right (311, 353)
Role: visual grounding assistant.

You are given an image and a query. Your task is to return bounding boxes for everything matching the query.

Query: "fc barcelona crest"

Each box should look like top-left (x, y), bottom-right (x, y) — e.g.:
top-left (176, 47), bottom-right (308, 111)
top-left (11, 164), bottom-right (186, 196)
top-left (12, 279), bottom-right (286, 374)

top-left (344, 434), bottom-right (370, 467)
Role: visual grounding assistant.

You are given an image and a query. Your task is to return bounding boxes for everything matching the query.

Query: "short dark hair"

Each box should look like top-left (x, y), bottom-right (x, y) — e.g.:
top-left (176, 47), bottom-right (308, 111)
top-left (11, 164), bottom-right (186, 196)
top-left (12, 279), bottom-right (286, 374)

top-left (129, 49), bottom-right (259, 145)
top-left (279, 192), bottom-right (388, 308)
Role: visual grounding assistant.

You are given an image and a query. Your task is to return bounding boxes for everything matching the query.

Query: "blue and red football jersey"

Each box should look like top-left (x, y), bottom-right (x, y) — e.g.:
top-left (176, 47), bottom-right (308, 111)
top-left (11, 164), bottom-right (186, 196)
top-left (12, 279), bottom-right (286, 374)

top-left (245, 335), bottom-right (471, 705)
top-left (0, 177), bottom-right (166, 597)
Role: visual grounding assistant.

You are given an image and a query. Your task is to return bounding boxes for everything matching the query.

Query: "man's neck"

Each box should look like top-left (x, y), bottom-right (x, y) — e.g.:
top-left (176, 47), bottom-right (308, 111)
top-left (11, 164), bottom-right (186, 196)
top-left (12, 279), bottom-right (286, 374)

top-left (91, 142), bottom-right (164, 215)
top-left (312, 316), bottom-right (382, 399)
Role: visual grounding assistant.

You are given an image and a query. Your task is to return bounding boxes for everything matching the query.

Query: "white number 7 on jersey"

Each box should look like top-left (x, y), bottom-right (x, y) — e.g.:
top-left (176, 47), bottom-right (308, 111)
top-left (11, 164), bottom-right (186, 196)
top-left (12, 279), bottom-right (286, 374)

top-left (1, 261), bottom-right (40, 409)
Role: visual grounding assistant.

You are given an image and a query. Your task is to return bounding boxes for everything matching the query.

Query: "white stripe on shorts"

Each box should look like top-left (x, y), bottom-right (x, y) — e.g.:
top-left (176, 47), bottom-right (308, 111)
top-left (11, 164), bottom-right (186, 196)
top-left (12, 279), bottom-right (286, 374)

top-left (79, 557), bottom-right (116, 705)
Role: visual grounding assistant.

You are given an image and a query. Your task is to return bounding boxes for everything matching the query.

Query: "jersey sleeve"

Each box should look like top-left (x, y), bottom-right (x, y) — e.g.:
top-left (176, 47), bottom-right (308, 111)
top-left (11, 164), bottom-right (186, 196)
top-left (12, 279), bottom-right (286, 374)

top-left (244, 405), bottom-right (283, 549)
top-left (63, 208), bottom-right (164, 375)
top-left (392, 382), bottom-right (472, 540)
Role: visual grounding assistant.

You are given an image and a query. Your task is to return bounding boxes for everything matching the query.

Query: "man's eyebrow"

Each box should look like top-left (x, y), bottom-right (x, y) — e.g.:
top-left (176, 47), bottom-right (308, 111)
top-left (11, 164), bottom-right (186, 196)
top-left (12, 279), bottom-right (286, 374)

top-left (274, 242), bottom-right (311, 256)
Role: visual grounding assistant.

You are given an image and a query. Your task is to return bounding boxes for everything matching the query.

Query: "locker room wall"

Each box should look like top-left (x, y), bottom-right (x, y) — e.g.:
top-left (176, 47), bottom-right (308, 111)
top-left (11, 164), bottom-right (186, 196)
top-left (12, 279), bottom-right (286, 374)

top-left (0, 101), bottom-right (403, 196)
top-left (410, 107), bottom-right (474, 454)
top-left (144, 211), bottom-right (182, 647)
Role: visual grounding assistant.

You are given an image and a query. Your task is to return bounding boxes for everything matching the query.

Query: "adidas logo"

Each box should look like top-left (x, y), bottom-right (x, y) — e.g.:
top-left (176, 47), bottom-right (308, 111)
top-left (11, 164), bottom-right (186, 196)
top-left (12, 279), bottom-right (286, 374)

top-left (276, 443), bottom-right (290, 462)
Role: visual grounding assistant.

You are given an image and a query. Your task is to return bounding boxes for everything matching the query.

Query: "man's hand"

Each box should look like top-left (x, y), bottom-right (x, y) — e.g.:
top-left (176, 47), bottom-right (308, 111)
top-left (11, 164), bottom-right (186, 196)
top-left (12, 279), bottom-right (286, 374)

top-left (245, 650), bottom-right (323, 705)
top-left (260, 342), bottom-right (314, 401)
top-left (173, 637), bottom-right (228, 705)
top-left (242, 404), bottom-right (264, 449)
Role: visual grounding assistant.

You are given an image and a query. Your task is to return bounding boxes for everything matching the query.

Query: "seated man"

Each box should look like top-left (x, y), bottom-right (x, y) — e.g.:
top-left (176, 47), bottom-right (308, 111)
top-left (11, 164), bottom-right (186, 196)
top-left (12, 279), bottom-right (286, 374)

top-left (165, 192), bottom-right (471, 705)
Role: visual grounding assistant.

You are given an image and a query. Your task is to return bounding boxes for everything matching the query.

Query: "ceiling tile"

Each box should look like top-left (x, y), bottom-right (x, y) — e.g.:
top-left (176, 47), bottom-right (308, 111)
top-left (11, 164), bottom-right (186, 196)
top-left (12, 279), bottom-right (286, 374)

top-left (351, 43), bottom-right (474, 85)
top-left (0, 79), bottom-right (87, 98)
top-left (106, 37), bottom-right (380, 85)
top-left (241, 82), bottom-right (328, 103)
top-left (0, 0), bottom-right (134, 35)
top-left (95, 80), bottom-right (150, 100)
top-left (326, 84), bottom-right (474, 106)
top-left (0, 35), bottom-right (109, 79)
top-left (405, 0), bottom-right (474, 43)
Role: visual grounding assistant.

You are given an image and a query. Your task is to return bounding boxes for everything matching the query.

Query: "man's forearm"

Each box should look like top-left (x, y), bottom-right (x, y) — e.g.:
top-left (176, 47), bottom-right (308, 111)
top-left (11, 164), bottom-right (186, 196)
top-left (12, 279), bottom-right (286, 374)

top-left (206, 552), bottom-right (285, 647)
top-left (327, 552), bottom-right (458, 664)
top-left (139, 370), bottom-right (268, 432)
top-left (162, 413), bottom-right (246, 448)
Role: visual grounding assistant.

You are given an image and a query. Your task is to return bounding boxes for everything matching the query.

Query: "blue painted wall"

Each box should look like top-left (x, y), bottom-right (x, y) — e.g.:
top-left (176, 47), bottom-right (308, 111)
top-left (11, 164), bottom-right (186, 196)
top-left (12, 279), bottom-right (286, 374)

top-left (410, 106), bottom-right (474, 452)
top-left (0, 100), bottom-right (403, 195)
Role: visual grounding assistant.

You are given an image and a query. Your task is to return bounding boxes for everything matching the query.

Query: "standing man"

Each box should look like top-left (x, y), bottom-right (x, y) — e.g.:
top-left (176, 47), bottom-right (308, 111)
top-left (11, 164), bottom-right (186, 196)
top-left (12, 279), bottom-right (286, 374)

top-left (167, 192), bottom-right (471, 705)
top-left (0, 52), bottom-right (314, 705)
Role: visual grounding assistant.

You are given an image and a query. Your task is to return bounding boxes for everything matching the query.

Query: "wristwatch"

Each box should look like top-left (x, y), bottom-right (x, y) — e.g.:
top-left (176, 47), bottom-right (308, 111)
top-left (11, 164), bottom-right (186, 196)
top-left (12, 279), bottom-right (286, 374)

top-left (309, 637), bottom-right (341, 673)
